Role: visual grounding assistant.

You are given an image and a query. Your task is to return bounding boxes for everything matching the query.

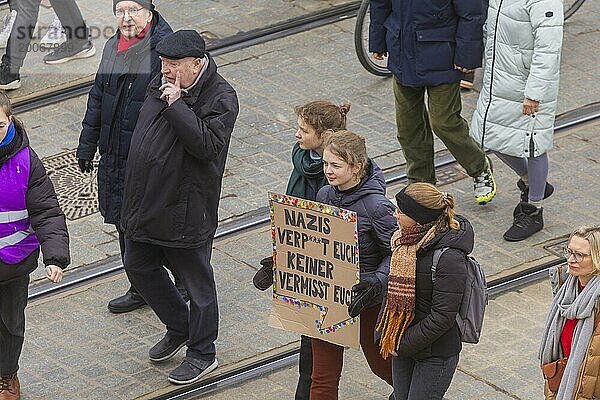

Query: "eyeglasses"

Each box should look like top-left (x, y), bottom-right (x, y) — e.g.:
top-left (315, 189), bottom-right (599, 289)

top-left (115, 7), bottom-right (144, 18)
top-left (563, 246), bottom-right (591, 263)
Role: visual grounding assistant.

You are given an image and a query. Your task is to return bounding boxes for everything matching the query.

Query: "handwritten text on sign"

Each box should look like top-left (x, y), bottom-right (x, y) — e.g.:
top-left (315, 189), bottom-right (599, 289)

top-left (268, 193), bottom-right (360, 348)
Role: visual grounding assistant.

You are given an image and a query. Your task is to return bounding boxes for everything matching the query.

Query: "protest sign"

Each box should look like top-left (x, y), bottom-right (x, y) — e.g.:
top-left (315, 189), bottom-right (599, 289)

top-left (267, 192), bottom-right (360, 348)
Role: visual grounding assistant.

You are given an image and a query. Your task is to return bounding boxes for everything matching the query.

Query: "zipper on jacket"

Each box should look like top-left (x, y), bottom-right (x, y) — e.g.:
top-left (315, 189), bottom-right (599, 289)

top-left (480, 0), bottom-right (505, 148)
top-left (528, 116), bottom-right (536, 156)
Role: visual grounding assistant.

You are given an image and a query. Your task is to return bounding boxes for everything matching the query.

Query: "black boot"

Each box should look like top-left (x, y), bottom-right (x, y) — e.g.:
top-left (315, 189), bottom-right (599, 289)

top-left (0, 62), bottom-right (20, 90)
top-left (107, 290), bottom-right (146, 313)
top-left (514, 179), bottom-right (554, 216)
top-left (504, 202), bottom-right (544, 242)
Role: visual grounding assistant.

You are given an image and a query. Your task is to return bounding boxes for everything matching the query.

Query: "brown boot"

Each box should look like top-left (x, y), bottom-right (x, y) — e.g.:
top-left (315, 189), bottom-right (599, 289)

top-left (0, 374), bottom-right (20, 400)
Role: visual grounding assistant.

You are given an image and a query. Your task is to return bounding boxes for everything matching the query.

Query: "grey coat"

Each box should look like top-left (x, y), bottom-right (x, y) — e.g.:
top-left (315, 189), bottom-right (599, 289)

top-left (470, 0), bottom-right (563, 157)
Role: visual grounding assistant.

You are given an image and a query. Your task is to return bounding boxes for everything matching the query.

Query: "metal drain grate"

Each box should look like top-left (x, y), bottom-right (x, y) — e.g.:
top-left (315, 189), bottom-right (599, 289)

top-left (436, 164), bottom-right (469, 186)
top-left (43, 149), bottom-right (99, 221)
top-left (544, 238), bottom-right (569, 257)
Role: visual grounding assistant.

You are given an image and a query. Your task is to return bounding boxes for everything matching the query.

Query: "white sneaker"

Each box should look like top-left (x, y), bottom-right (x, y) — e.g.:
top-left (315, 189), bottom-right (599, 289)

top-left (40, 16), bottom-right (66, 47)
top-left (0, 10), bottom-right (17, 49)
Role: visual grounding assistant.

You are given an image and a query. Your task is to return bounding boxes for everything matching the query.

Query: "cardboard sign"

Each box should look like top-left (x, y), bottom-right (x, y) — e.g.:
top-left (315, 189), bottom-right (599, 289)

top-left (267, 192), bottom-right (360, 349)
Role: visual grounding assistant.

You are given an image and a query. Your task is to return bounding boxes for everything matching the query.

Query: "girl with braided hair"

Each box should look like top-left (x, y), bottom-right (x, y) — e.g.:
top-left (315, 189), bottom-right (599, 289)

top-left (378, 183), bottom-right (474, 399)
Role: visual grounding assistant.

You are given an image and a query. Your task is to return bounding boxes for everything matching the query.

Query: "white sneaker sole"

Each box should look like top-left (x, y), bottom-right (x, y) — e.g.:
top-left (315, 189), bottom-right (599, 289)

top-left (44, 45), bottom-right (96, 65)
top-left (0, 79), bottom-right (21, 90)
top-left (168, 359), bottom-right (218, 385)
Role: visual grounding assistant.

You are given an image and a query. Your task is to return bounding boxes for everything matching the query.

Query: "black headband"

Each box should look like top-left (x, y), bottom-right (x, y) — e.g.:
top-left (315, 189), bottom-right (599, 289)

top-left (395, 188), bottom-right (444, 225)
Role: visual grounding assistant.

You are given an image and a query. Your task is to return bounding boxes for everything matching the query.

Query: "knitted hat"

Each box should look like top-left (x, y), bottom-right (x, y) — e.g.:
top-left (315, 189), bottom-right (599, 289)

top-left (113, 0), bottom-right (154, 14)
top-left (156, 30), bottom-right (206, 60)
top-left (395, 187), bottom-right (444, 225)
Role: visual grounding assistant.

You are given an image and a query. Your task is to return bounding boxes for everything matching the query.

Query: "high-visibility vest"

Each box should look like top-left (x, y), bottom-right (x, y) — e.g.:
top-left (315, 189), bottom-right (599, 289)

top-left (0, 147), bottom-right (40, 264)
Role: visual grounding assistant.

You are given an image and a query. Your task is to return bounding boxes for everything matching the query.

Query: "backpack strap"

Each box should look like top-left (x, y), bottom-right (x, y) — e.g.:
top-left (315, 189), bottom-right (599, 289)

top-left (431, 247), bottom-right (449, 283)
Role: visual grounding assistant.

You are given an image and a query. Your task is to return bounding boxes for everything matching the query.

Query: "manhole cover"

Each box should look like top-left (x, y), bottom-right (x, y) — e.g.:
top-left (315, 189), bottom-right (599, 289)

top-left (544, 238), bottom-right (569, 258)
top-left (436, 164), bottom-right (469, 186)
top-left (43, 150), bottom-right (99, 221)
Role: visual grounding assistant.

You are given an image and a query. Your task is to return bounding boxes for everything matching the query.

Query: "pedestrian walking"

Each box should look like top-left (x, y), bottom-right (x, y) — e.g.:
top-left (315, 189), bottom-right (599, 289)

top-left (119, 29), bottom-right (239, 384)
top-left (470, 0), bottom-right (563, 241)
top-left (368, 0), bottom-right (496, 205)
top-left (378, 183), bottom-right (473, 400)
top-left (76, 0), bottom-right (187, 314)
top-left (0, 92), bottom-right (69, 400)
top-left (0, 0), bottom-right (95, 90)
top-left (252, 100), bottom-right (350, 400)
top-left (311, 130), bottom-right (395, 400)
top-left (539, 225), bottom-right (600, 400)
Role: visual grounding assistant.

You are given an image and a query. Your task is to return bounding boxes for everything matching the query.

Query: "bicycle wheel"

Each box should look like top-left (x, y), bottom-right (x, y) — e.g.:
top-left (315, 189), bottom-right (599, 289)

top-left (564, 0), bottom-right (586, 20)
top-left (354, 0), bottom-right (391, 77)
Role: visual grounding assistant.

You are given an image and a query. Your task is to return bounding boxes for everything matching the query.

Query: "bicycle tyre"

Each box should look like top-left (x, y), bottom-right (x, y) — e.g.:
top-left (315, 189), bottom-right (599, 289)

top-left (564, 0), bottom-right (586, 20)
top-left (354, 0), bottom-right (392, 77)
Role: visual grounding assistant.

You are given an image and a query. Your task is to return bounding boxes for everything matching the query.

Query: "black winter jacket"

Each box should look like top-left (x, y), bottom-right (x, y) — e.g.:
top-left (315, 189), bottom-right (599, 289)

top-left (0, 126), bottom-right (70, 281)
top-left (316, 160), bottom-right (397, 307)
top-left (76, 12), bottom-right (172, 225)
top-left (393, 215), bottom-right (473, 360)
top-left (120, 55), bottom-right (239, 247)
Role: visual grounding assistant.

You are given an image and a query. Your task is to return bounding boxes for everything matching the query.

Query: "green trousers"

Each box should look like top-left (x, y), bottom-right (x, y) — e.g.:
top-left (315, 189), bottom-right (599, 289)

top-left (393, 77), bottom-right (487, 184)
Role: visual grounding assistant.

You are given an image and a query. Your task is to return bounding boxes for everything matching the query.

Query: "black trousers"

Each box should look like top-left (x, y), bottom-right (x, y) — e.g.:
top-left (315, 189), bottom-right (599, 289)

top-left (3, 0), bottom-right (89, 69)
top-left (116, 228), bottom-right (187, 298)
top-left (124, 239), bottom-right (218, 360)
top-left (295, 334), bottom-right (313, 400)
top-left (0, 275), bottom-right (29, 376)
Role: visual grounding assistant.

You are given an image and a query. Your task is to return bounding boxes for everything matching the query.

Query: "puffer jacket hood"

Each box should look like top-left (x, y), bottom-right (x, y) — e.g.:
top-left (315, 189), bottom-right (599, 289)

top-left (421, 215), bottom-right (474, 256)
top-left (470, 0), bottom-right (563, 158)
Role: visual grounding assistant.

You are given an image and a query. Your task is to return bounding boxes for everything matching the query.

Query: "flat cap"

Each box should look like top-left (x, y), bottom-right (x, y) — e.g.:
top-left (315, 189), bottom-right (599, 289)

top-left (156, 29), bottom-right (206, 60)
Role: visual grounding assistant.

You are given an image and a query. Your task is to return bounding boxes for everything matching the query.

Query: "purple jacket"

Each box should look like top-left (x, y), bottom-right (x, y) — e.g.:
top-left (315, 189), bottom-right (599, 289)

top-left (0, 126), bottom-right (69, 281)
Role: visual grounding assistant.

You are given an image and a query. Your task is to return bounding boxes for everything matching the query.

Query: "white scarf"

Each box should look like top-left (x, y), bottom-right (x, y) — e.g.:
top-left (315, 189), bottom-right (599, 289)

top-left (539, 274), bottom-right (600, 399)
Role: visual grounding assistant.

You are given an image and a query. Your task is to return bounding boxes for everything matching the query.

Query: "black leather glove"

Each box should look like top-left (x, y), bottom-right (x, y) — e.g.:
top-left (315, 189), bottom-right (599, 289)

top-left (348, 274), bottom-right (383, 318)
top-left (253, 256), bottom-right (274, 291)
top-left (78, 158), bottom-right (94, 173)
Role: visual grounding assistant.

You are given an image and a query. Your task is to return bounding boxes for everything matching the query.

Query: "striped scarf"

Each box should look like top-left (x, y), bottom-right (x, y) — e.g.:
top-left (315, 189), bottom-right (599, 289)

top-left (377, 220), bottom-right (441, 358)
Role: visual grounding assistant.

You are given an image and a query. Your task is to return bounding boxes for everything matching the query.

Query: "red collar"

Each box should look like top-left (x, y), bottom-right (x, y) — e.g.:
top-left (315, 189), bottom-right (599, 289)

top-left (118, 21), bottom-right (151, 53)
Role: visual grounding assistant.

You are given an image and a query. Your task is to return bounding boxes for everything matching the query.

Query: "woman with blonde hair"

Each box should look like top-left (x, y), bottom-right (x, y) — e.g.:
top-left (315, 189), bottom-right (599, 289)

top-left (378, 182), bottom-right (473, 399)
top-left (539, 225), bottom-right (600, 399)
top-left (312, 130), bottom-right (396, 399)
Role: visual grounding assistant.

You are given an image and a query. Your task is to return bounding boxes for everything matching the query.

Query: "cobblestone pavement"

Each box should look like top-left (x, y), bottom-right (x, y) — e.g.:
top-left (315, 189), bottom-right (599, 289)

top-left (1, 0), bottom-right (350, 96)
top-left (195, 279), bottom-right (553, 400)
top-left (4, 0), bottom-right (600, 397)
top-left (19, 0), bottom-right (600, 283)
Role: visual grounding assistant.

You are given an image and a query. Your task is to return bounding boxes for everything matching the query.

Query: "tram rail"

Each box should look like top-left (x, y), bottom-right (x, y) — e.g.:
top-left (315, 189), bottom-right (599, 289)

top-left (144, 256), bottom-right (568, 400)
top-left (28, 102), bottom-right (600, 303)
top-left (11, 1), bottom-right (362, 114)
top-left (23, 105), bottom-right (597, 399)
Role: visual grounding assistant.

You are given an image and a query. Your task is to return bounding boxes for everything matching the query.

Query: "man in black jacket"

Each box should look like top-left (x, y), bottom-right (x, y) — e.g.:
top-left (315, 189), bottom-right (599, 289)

top-left (120, 29), bottom-right (239, 385)
top-left (76, 0), bottom-right (187, 313)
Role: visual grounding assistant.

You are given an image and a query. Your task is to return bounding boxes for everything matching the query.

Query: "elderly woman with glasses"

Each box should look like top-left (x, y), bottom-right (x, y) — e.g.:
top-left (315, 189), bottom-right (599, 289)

top-left (539, 225), bottom-right (600, 399)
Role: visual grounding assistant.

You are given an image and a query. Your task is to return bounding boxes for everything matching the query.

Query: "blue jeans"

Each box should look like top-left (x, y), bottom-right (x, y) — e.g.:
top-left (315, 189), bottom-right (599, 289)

top-left (392, 354), bottom-right (459, 400)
